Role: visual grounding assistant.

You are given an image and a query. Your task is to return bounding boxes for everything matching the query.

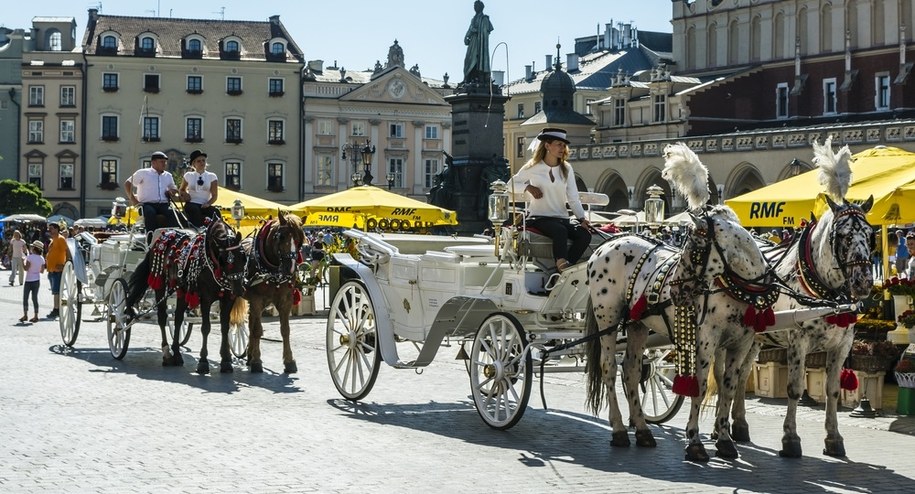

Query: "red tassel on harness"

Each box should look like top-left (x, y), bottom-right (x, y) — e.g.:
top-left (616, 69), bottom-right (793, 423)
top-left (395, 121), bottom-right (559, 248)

top-left (296, 251), bottom-right (304, 264)
top-left (292, 288), bottom-right (302, 305)
top-left (148, 274), bottom-right (163, 291)
top-left (185, 291), bottom-right (200, 310)
top-left (673, 374), bottom-right (700, 397)
top-left (630, 295), bottom-right (648, 321)
top-left (743, 305), bottom-right (757, 327)
top-left (763, 306), bottom-right (775, 327)
top-left (825, 313), bottom-right (857, 328)
top-left (840, 368), bottom-right (859, 391)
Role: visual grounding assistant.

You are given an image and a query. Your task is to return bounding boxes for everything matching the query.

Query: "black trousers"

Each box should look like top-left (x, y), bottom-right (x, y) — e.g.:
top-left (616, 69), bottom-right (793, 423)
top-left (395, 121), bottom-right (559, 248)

top-left (140, 202), bottom-right (177, 232)
top-left (528, 216), bottom-right (592, 264)
top-left (183, 203), bottom-right (220, 228)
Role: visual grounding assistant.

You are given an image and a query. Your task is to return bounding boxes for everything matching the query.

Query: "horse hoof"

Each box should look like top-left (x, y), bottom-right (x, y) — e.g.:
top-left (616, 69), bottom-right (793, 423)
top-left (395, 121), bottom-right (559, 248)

top-left (610, 431), bottom-right (630, 447)
top-left (220, 361), bottom-right (233, 374)
top-left (715, 439), bottom-right (739, 459)
top-left (778, 440), bottom-right (802, 458)
top-left (823, 439), bottom-right (846, 457)
top-left (284, 361), bottom-right (298, 374)
top-left (174, 354), bottom-right (184, 366)
top-left (731, 424), bottom-right (751, 443)
top-left (250, 362), bottom-right (264, 373)
top-left (685, 443), bottom-right (710, 462)
top-left (162, 356), bottom-right (179, 367)
top-left (635, 429), bottom-right (656, 448)
top-left (196, 361), bottom-right (210, 375)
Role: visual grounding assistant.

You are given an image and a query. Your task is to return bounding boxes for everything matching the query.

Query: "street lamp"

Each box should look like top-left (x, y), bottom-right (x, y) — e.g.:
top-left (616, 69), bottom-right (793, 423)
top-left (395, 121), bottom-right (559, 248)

top-left (386, 172), bottom-right (395, 190)
top-left (644, 184), bottom-right (665, 228)
top-left (360, 141), bottom-right (376, 186)
top-left (342, 139), bottom-right (375, 187)
top-left (789, 158), bottom-right (803, 177)
top-left (231, 199), bottom-right (245, 230)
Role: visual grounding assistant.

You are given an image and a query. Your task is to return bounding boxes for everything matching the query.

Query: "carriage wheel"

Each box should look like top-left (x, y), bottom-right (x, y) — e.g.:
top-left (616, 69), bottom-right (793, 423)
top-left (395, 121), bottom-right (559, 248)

top-left (326, 281), bottom-right (380, 401)
top-left (469, 313), bottom-right (532, 430)
top-left (229, 320), bottom-right (248, 358)
top-left (625, 345), bottom-right (684, 424)
top-left (105, 278), bottom-right (131, 360)
top-left (58, 260), bottom-right (82, 347)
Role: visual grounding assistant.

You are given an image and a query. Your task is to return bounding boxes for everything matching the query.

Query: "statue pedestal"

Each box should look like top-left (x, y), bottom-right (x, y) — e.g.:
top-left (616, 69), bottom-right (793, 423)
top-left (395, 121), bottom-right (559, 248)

top-left (440, 87), bottom-right (509, 234)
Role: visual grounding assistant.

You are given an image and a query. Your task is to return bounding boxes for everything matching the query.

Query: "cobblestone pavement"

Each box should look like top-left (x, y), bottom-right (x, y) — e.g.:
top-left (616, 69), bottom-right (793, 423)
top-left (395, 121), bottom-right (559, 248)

top-left (1, 283), bottom-right (914, 493)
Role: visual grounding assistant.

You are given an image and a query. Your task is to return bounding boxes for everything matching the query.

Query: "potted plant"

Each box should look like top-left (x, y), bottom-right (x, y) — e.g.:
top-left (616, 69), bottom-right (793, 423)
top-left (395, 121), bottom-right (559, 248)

top-left (850, 339), bottom-right (898, 373)
top-left (896, 358), bottom-right (915, 389)
top-left (898, 309), bottom-right (915, 330)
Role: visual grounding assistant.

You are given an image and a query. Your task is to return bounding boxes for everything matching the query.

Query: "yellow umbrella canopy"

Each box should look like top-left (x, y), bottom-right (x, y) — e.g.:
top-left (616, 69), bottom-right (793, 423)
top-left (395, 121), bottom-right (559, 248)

top-left (293, 186), bottom-right (458, 229)
top-left (727, 146), bottom-right (915, 227)
top-left (109, 188), bottom-right (294, 225)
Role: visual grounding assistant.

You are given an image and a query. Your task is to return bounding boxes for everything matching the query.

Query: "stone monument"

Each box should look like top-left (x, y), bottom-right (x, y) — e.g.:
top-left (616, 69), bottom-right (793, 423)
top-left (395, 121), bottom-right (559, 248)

top-left (434, 0), bottom-right (510, 234)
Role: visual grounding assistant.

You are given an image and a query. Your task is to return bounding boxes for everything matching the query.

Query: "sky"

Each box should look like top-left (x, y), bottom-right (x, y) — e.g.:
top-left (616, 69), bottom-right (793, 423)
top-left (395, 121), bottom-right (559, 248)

top-left (2, 0), bottom-right (674, 83)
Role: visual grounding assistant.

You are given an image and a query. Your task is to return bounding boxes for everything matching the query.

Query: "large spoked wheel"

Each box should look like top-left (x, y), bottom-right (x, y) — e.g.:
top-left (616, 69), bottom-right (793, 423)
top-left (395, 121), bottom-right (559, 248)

top-left (626, 345), bottom-right (684, 424)
top-left (469, 313), bottom-right (532, 430)
top-left (326, 281), bottom-right (380, 401)
top-left (105, 278), bottom-right (131, 360)
top-left (229, 320), bottom-right (248, 358)
top-left (58, 260), bottom-right (82, 347)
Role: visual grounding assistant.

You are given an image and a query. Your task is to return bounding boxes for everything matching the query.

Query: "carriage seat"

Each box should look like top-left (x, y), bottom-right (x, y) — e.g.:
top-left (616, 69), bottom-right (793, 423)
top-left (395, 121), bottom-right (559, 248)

top-left (519, 226), bottom-right (605, 272)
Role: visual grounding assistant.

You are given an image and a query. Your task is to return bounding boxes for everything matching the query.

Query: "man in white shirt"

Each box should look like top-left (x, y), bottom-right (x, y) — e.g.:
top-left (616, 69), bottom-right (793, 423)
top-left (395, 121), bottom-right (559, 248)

top-left (124, 151), bottom-right (178, 234)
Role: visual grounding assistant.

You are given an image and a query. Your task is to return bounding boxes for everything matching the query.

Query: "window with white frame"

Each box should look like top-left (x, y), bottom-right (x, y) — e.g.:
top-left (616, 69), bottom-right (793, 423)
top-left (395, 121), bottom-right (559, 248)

top-left (103, 73), bottom-right (118, 91)
top-left (101, 35), bottom-right (117, 50)
top-left (516, 136), bottom-right (526, 158)
top-left (776, 83), bottom-right (789, 119)
top-left (424, 124), bottom-right (439, 140)
top-left (142, 116), bottom-right (160, 141)
top-left (613, 98), bottom-right (625, 126)
top-left (268, 120), bottom-right (285, 144)
top-left (28, 161), bottom-right (42, 188)
top-left (267, 163), bottom-right (284, 191)
top-left (225, 162), bottom-right (241, 189)
top-left (875, 73), bottom-right (891, 110)
top-left (59, 119), bottom-right (75, 143)
top-left (28, 86), bottom-right (44, 106)
top-left (653, 94), bottom-right (667, 122)
top-left (49, 31), bottom-right (62, 51)
top-left (585, 98), bottom-right (595, 115)
top-left (517, 103), bottom-right (524, 119)
top-left (389, 158), bottom-right (404, 188)
top-left (140, 36), bottom-right (155, 51)
top-left (187, 75), bottom-right (203, 93)
top-left (316, 155), bottom-right (334, 186)
top-left (101, 115), bottom-right (119, 141)
top-left (186, 117), bottom-right (203, 142)
top-left (225, 40), bottom-right (240, 53)
top-left (100, 159), bottom-right (118, 187)
top-left (226, 118), bottom-right (242, 142)
top-left (268, 78), bottom-right (284, 96)
top-left (271, 42), bottom-right (284, 55)
top-left (60, 86), bottom-right (76, 107)
top-left (143, 73), bottom-right (160, 93)
top-left (389, 122), bottom-right (404, 138)
top-left (226, 76), bottom-right (242, 94)
top-left (351, 121), bottom-right (366, 136)
top-left (823, 78), bottom-right (837, 115)
top-left (187, 39), bottom-right (202, 53)
top-left (28, 119), bottom-right (44, 143)
top-left (59, 162), bottom-right (74, 190)
top-left (534, 101), bottom-right (542, 114)
top-left (316, 119), bottom-right (333, 135)
top-left (423, 158), bottom-right (439, 188)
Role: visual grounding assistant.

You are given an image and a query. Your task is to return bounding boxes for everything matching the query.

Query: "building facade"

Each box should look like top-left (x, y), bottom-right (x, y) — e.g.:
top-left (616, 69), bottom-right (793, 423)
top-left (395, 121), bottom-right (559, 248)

top-left (0, 27), bottom-right (26, 182)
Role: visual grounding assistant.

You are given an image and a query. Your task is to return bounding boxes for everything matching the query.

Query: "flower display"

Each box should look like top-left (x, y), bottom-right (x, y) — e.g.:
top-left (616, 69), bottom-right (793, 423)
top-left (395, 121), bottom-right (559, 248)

top-left (884, 276), bottom-right (915, 297)
top-left (898, 309), bottom-right (915, 329)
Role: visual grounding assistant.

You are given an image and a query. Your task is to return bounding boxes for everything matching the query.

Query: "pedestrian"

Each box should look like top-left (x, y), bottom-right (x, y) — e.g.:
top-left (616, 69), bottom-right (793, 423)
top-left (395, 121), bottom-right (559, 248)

top-left (45, 223), bottom-right (67, 319)
top-left (124, 151), bottom-right (179, 237)
top-left (510, 127), bottom-right (591, 272)
top-left (906, 233), bottom-right (915, 280)
top-left (895, 229), bottom-right (909, 277)
top-left (179, 149), bottom-right (220, 228)
top-left (871, 230), bottom-right (883, 281)
top-left (21, 240), bottom-right (45, 323)
top-left (8, 230), bottom-right (27, 286)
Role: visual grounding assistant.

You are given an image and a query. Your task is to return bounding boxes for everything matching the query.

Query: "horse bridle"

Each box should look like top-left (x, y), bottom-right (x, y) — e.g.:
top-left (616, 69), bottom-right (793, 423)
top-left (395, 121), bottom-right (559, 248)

top-left (205, 221), bottom-right (245, 286)
top-left (794, 205), bottom-right (870, 302)
top-left (250, 219), bottom-right (301, 283)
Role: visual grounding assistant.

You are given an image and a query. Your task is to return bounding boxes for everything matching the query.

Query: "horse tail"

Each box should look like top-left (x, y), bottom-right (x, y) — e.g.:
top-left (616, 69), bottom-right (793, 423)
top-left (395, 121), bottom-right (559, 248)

top-left (702, 354), bottom-right (720, 416)
top-left (229, 296), bottom-right (248, 326)
top-left (126, 254), bottom-right (151, 309)
top-left (584, 298), bottom-right (606, 415)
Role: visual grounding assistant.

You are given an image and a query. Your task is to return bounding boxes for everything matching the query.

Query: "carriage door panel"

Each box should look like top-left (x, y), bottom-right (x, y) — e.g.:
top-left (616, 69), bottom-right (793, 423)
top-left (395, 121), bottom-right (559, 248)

top-left (385, 256), bottom-right (424, 341)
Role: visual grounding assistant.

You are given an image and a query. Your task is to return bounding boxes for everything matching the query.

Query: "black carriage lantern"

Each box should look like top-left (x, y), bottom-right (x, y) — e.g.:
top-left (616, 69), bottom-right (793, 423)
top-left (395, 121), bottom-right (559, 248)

top-left (644, 184), bottom-right (665, 227)
top-left (111, 196), bottom-right (128, 221)
top-left (231, 199), bottom-right (245, 229)
top-left (488, 180), bottom-right (510, 256)
top-left (360, 141), bottom-right (376, 186)
top-left (386, 172), bottom-right (396, 190)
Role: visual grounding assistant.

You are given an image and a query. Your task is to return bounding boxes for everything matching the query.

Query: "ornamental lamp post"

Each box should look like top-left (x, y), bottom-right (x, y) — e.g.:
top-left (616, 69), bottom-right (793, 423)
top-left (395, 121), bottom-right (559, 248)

top-left (386, 172), bottom-right (396, 190)
top-left (231, 199), bottom-right (245, 230)
top-left (487, 180), bottom-right (509, 256)
top-left (342, 139), bottom-right (374, 188)
top-left (644, 184), bottom-right (665, 230)
top-left (360, 141), bottom-right (376, 186)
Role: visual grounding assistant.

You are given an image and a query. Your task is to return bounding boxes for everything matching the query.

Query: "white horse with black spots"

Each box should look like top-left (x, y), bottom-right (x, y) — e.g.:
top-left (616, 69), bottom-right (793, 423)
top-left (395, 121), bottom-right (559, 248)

top-left (584, 143), bottom-right (778, 462)
top-left (714, 138), bottom-right (874, 458)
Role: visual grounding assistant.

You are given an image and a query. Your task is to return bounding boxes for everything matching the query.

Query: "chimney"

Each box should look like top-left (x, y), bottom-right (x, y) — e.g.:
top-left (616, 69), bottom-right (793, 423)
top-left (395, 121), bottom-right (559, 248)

top-left (307, 59), bottom-right (324, 74)
top-left (525, 64), bottom-right (532, 81)
top-left (269, 15), bottom-right (280, 25)
top-left (545, 54), bottom-right (552, 70)
top-left (604, 23), bottom-right (612, 51)
top-left (623, 23), bottom-right (632, 48)
top-left (567, 53), bottom-right (579, 72)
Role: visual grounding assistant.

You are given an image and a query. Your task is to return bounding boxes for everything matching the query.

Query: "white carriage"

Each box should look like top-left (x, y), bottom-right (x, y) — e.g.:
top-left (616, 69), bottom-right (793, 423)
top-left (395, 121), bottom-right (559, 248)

top-left (326, 189), bottom-right (684, 429)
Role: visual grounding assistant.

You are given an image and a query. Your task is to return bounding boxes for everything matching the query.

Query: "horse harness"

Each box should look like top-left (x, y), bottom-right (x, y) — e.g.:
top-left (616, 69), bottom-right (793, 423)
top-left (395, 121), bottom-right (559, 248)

top-left (248, 219), bottom-right (302, 287)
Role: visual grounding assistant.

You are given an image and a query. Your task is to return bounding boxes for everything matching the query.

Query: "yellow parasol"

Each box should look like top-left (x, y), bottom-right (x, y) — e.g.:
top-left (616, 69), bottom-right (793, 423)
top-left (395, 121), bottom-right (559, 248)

top-left (293, 185), bottom-right (458, 229)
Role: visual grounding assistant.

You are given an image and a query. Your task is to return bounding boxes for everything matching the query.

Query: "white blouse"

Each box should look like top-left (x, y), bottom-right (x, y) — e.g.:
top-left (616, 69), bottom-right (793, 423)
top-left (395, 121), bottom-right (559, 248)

top-left (183, 170), bottom-right (218, 204)
top-left (510, 160), bottom-right (586, 219)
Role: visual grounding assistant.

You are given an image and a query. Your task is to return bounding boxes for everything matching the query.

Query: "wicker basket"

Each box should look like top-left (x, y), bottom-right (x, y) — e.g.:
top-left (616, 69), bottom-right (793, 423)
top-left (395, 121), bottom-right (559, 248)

top-left (896, 372), bottom-right (915, 389)
top-left (805, 351), bottom-right (827, 368)
top-left (757, 348), bottom-right (787, 364)
top-left (850, 355), bottom-right (891, 373)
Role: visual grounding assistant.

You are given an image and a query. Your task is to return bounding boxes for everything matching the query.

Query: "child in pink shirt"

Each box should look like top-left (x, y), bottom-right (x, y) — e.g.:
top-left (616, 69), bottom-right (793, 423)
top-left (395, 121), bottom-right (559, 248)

top-left (22, 242), bottom-right (46, 323)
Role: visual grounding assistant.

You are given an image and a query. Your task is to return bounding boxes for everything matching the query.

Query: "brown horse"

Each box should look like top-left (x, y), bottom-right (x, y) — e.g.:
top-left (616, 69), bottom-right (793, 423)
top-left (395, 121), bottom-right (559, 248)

top-left (233, 213), bottom-right (305, 373)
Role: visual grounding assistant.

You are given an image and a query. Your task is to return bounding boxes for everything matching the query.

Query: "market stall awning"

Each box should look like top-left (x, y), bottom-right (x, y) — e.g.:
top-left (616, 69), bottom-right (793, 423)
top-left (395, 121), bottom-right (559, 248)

top-left (293, 186), bottom-right (458, 228)
top-left (111, 188), bottom-right (294, 226)
top-left (726, 146), bottom-right (915, 227)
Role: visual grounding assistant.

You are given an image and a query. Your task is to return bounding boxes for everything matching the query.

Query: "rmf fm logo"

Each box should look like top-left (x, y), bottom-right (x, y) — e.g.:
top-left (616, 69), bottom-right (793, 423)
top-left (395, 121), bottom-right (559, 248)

top-left (749, 201), bottom-right (795, 225)
top-left (391, 208), bottom-right (417, 216)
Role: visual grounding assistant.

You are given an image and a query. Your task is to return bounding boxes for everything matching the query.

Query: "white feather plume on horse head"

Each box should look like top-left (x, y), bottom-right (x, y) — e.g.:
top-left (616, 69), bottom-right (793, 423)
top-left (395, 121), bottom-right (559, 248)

top-left (813, 136), bottom-right (853, 202)
top-left (661, 142), bottom-right (710, 211)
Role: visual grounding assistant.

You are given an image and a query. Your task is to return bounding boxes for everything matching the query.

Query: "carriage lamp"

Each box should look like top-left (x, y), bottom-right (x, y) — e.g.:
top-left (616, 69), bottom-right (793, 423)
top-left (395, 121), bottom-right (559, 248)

top-left (111, 197), bottom-right (128, 221)
top-left (488, 180), bottom-right (510, 256)
top-left (231, 199), bottom-right (245, 229)
top-left (360, 141), bottom-right (376, 186)
top-left (644, 184), bottom-right (665, 229)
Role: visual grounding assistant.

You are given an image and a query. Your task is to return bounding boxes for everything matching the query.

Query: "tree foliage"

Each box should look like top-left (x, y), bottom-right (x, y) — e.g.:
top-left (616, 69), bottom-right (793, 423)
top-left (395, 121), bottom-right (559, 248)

top-left (0, 180), bottom-right (53, 216)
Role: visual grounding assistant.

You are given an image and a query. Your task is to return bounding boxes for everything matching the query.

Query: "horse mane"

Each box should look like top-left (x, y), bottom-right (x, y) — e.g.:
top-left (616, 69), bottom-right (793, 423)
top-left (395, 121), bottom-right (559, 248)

top-left (813, 136), bottom-right (853, 202)
top-left (705, 204), bottom-right (740, 223)
top-left (661, 142), bottom-right (710, 211)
